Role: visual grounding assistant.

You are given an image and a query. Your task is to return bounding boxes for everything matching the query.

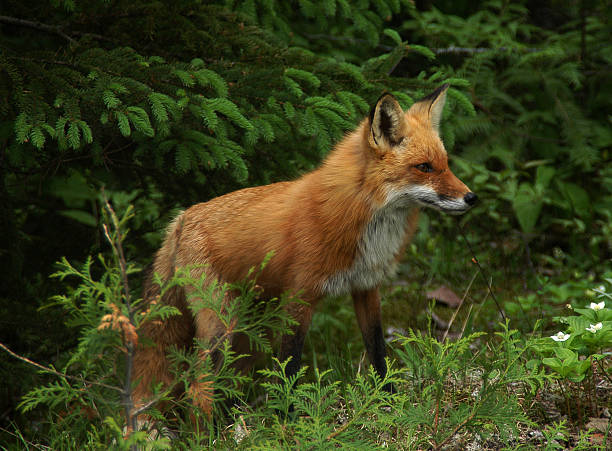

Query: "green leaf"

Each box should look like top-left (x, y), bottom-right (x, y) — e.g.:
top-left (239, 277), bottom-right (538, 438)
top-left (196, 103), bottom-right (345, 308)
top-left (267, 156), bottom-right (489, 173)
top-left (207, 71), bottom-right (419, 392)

top-left (512, 183), bottom-right (542, 234)
top-left (109, 82), bottom-right (128, 94)
top-left (553, 347), bottom-right (576, 362)
top-left (174, 69), bottom-right (195, 87)
top-left (448, 88), bottom-right (476, 116)
top-left (443, 77), bottom-right (470, 88)
top-left (409, 44), bottom-right (436, 60)
top-left (67, 122), bottom-right (80, 149)
top-left (60, 209), bottom-right (97, 227)
top-left (102, 90), bottom-right (121, 109)
top-left (206, 98), bottom-right (253, 130)
top-left (535, 166), bottom-right (555, 191)
top-left (175, 143), bottom-right (192, 173)
top-left (115, 111), bottom-right (131, 137)
top-left (564, 313), bottom-right (593, 331)
top-left (283, 101), bottom-right (296, 120)
top-left (283, 76), bottom-right (304, 98)
top-left (15, 113), bottom-right (32, 143)
top-left (383, 28), bottom-right (402, 46)
top-left (148, 93), bottom-right (170, 123)
top-left (542, 357), bottom-right (562, 371)
top-left (190, 58), bottom-right (205, 68)
top-left (29, 126), bottom-right (46, 149)
top-left (126, 106), bottom-right (154, 137)
top-left (285, 68), bottom-right (321, 90)
top-left (199, 100), bottom-right (219, 130)
top-left (193, 69), bottom-right (229, 97)
top-left (557, 181), bottom-right (590, 219)
top-left (337, 62), bottom-right (368, 87)
top-left (41, 124), bottom-right (56, 142)
top-left (78, 121), bottom-right (93, 144)
top-left (576, 359), bottom-right (591, 375)
top-left (55, 117), bottom-right (68, 149)
top-left (254, 118), bottom-right (275, 143)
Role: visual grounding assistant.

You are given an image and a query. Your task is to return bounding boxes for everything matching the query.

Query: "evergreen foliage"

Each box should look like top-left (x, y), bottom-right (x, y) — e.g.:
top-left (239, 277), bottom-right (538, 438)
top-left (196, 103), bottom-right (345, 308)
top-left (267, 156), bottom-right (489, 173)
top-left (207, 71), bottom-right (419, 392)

top-left (1, 0), bottom-right (611, 447)
top-left (13, 202), bottom-right (298, 448)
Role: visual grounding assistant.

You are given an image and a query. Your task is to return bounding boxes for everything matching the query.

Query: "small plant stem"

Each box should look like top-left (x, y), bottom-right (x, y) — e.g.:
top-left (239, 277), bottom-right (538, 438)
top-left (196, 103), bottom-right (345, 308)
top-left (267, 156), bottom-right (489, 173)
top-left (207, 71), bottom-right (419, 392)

top-left (0, 14), bottom-right (77, 45)
top-left (101, 197), bottom-right (133, 320)
top-left (458, 225), bottom-right (508, 323)
top-left (327, 386), bottom-right (382, 441)
top-left (0, 425), bottom-right (53, 450)
top-left (326, 410), bottom-right (355, 440)
top-left (596, 358), bottom-right (612, 385)
top-left (0, 341), bottom-right (122, 393)
top-left (589, 365), bottom-right (595, 418)
top-left (557, 380), bottom-right (571, 418)
top-left (435, 335), bottom-right (529, 449)
top-left (577, 386), bottom-right (583, 425)
top-left (433, 394), bottom-right (440, 436)
top-left (566, 384), bottom-right (571, 421)
top-left (101, 193), bottom-right (137, 447)
top-left (442, 268), bottom-right (478, 342)
top-left (433, 411), bottom-right (477, 451)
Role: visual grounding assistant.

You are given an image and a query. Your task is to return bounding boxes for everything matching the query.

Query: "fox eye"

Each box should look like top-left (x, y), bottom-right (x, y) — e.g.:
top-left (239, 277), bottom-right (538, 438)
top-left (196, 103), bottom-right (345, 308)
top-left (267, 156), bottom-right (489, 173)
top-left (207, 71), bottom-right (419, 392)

top-left (415, 163), bottom-right (434, 173)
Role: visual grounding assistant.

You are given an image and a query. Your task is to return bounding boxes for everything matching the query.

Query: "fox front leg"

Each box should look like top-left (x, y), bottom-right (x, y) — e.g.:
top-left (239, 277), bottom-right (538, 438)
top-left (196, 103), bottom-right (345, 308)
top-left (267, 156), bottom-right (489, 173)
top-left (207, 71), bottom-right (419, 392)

top-left (352, 289), bottom-right (395, 393)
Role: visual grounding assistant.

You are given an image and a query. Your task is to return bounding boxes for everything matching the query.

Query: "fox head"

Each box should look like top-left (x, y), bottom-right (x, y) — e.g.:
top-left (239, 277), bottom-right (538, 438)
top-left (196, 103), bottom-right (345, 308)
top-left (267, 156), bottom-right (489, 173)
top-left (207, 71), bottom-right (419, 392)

top-left (367, 84), bottom-right (477, 214)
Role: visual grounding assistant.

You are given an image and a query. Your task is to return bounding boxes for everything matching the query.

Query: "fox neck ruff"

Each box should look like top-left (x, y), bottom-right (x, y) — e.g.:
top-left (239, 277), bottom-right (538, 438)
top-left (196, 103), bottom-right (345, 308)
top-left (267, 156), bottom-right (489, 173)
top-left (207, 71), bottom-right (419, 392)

top-left (321, 204), bottom-right (416, 297)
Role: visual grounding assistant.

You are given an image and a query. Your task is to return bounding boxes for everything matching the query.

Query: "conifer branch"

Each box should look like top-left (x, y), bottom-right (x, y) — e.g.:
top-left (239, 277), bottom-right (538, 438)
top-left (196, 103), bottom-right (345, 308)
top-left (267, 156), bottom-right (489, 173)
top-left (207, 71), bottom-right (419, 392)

top-left (101, 197), bottom-right (133, 321)
top-left (434, 45), bottom-right (540, 54)
top-left (303, 33), bottom-right (540, 54)
top-left (0, 16), bottom-right (114, 46)
top-left (7, 56), bottom-right (77, 67)
top-left (70, 30), bottom-right (116, 43)
top-left (0, 15), bottom-right (77, 45)
top-left (0, 342), bottom-right (123, 393)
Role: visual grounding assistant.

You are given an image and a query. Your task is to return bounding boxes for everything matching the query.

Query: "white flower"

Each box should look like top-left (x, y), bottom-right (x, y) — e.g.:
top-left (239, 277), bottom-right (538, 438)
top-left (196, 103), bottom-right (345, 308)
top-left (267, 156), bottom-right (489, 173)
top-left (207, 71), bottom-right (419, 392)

top-left (586, 322), bottom-right (603, 333)
top-left (589, 301), bottom-right (605, 311)
top-left (550, 332), bottom-right (570, 342)
top-left (595, 285), bottom-right (606, 292)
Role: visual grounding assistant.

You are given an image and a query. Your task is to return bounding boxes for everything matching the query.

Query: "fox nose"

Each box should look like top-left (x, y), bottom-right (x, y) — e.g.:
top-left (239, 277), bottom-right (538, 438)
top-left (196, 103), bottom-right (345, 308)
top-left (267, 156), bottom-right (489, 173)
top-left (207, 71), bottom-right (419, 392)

top-left (464, 192), bottom-right (478, 206)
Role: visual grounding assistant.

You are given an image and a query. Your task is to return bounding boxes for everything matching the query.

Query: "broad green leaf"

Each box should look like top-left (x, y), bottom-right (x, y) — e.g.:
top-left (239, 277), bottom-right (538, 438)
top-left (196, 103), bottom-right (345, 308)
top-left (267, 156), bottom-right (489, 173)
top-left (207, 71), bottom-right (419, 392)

top-left (512, 183), bottom-right (541, 234)
top-left (535, 166), bottom-right (555, 191)
top-left (60, 209), bottom-right (97, 227)
top-left (556, 181), bottom-right (591, 219)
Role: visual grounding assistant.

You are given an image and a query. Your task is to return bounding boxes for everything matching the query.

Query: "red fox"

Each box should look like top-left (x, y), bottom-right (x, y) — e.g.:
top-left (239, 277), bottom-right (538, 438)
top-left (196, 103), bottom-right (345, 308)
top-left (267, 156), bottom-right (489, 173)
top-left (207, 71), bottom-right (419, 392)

top-left (133, 84), bottom-right (476, 411)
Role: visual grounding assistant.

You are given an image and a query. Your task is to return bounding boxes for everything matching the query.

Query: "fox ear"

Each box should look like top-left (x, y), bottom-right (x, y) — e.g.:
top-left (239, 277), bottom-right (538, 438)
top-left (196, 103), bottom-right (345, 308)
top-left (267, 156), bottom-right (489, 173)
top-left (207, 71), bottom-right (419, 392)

top-left (408, 84), bottom-right (449, 133)
top-left (368, 93), bottom-right (406, 152)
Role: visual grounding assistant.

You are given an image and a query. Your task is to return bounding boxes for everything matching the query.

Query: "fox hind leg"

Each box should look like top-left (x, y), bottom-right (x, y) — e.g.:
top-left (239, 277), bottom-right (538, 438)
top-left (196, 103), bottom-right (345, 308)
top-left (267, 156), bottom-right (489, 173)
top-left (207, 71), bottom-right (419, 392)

top-left (132, 283), bottom-right (195, 429)
top-left (279, 301), bottom-right (315, 382)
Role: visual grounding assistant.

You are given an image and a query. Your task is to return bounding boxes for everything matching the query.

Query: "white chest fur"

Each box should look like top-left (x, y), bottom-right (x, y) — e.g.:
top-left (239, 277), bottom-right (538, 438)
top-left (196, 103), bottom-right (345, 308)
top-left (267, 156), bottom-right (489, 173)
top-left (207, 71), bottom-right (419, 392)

top-left (322, 207), bottom-right (412, 296)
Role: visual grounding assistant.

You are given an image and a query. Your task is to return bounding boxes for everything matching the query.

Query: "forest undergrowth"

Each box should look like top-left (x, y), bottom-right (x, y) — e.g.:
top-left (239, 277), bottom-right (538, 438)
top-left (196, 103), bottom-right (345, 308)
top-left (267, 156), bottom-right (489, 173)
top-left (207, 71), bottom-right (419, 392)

top-left (1, 199), bottom-right (610, 450)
